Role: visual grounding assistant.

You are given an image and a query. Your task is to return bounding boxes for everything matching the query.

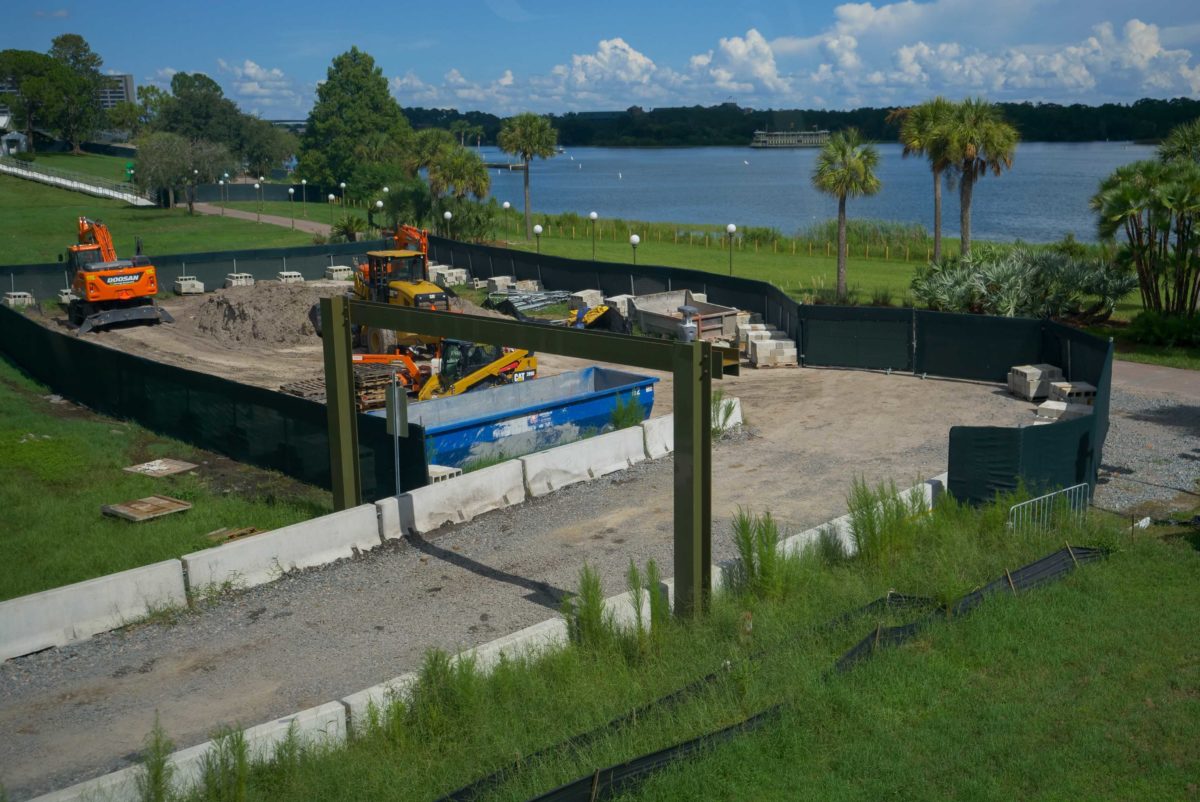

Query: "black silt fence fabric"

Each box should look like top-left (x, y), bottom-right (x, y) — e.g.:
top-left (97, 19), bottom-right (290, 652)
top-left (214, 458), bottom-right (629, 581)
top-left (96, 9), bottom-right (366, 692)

top-left (0, 307), bottom-right (426, 501)
top-left (800, 305), bottom-right (913, 371)
top-left (915, 310), bottom-right (1044, 382)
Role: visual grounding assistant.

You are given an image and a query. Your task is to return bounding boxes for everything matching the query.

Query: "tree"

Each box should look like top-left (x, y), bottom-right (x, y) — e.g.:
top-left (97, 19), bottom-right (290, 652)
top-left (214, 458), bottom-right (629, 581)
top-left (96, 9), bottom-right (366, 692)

top-left (498, 112), bottom-right (557, 239)
top-left (236, 116), bottom-right (296, 178)
top-left (136, 85), bottom-right (170, 128)
top-left (106, 100), bottom-right (142, 139)
top-left (155, 72), bottom-right (243, 146)
top-left (299, 47), bottom-right (412, 188)
top-left (331, 214), bottom-right (368, 243)
top-left (48, 34), bottom-right (104, 152)
top-left (1091, 159), bottom-right (1200, 316)
top-left (892, 97), bottom-right (954, 262)
top-left (405, 128), bottom-right (456, 178)
top-left (943, 98), bottom-right (1019, 257)
top-left (135, 131), bottom-right (233, 212)
top-left (0, 50), bottom-right (66, 152)
top-left (1159, 117), bottom-right (1200, 164)
top-left (428, 146), bottom-right (489, 200)
top-left (811, 129), bottom-right (881, 301)
top-left (381, 178), bottom-right (434, 229)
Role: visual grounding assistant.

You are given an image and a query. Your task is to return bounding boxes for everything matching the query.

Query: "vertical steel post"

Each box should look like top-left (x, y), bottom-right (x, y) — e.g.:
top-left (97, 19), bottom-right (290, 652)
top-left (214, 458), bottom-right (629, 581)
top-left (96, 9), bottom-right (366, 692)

top-left (321, 295), bottom-right (361, 510)
top-left (672, 339), bottom-right (712, 617)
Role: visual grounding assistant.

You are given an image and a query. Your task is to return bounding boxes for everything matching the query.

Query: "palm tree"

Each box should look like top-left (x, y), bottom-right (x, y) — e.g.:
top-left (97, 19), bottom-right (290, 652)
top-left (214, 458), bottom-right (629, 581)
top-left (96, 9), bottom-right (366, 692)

top-left (943, 98), bottom-right (1019, 257)
top-left (429, 146), bottom-right (490, 200)
top-left (498, 112), bottom-right (557, 240)
top-left (811, 129), bottom-right (882, 301)
top-left (893, 97), bottom-right (954, 262)
top-left (1159, 117), bottom-right (1200, 164)
top-left (404, 128), bottom-right (456, 179)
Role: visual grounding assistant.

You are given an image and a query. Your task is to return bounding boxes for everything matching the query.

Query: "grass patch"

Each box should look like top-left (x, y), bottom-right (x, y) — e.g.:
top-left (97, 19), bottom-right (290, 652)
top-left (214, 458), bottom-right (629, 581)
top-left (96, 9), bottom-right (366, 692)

top-left (0, 355), bottom-right (330, 600)
top-left (1087, 321), bottom-right (1200, 371)
top-left (135, 482), bottom-right (1200, 802)
top-left (26, 152), bottom-right (134, 184)
top-left (0, 175), bottom-right (313, 265)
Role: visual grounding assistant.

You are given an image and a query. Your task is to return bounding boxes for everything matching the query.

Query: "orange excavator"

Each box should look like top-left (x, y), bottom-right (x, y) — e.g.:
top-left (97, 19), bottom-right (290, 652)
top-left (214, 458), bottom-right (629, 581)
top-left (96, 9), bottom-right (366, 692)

top-left (62, 217), bottom-right (173, 334)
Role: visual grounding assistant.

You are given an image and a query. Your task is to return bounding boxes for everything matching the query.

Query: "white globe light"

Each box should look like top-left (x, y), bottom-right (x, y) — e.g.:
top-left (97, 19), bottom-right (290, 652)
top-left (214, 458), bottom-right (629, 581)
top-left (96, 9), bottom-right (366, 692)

top-left (444, 211), bottom-right (453, 220)
top-left (218, 180), bottom-right (224, 186)
top-left (376, 200), bottom-right (384, 209)
top-left (224, 172), bottom-right (229, 179)
top-left (253, 183), bottom-right (260, 190)
top-left (301, 178), bottom-right (306, 185)
top-left (630, 234), bottom-right (640, 246)
top-left (502, 201), bottom-right (510, 210)
top-left (533, 224), bottom-right (543, 235)
top-left (589, 211), bottom-right (598, 221)
top-left (726, 223), bottom-right (737, 234)
top-left (328, 193), bottom-right (335, 201)
top-left (259, 176), bottom-right (264, 182)
top-left (339, 182), bottom-right (346, 189)
top-left (288, 187), bottom-right (294, 195)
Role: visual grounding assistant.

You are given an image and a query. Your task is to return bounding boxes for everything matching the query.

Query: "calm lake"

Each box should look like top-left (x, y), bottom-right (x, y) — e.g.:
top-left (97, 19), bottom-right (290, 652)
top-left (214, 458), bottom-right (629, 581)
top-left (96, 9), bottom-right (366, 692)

top-left (477, 142), bottom-right (1155, 244)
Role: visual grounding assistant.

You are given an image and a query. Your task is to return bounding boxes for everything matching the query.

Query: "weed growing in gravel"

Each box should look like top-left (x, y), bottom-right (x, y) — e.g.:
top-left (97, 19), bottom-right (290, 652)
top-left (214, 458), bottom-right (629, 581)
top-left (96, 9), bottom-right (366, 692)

top-left (727, 509), bottom-right (786, 599)
top-left (408, 649), bottom-right (482, 738)
top-left (710, 388), bottom-right (737, 437)
top-left (198, 727), bottom-right (250, 802)
top-left (135, 714), bottom-right (175, 802)
top-left (562, 563), bottom-right (615, 648)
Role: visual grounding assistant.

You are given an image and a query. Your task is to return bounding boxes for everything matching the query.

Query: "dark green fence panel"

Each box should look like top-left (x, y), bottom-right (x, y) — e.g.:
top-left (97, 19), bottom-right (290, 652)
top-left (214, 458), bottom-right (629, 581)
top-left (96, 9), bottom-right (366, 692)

top-left (948, 426), bottom-right (1025, 501)
top-left (1020, 416), bottom-right (1096, 494)
top-left (800, 306), bottom-right (913, 371)
top-left (0, 306), bottom-right (426, 502)
top-left (915, 311), bottom-right (1043, 382)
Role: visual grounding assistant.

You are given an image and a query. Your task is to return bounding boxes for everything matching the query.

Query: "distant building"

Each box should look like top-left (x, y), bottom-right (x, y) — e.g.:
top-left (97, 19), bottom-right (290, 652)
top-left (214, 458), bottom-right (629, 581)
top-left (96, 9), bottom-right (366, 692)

top-left (749, 129), bottom-right (830, 148)
top-left (97, 74), bottom-right (135, 110)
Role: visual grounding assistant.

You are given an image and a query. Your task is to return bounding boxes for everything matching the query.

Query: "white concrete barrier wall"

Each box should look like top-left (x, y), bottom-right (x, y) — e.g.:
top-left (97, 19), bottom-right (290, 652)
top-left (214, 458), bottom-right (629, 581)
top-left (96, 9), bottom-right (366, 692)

top-left (641, 413), bottom-right (674, 459)
top-left (521, 427), bottom-right (646, 498)
top-left (0, 559), bottom-right (187, 662)
top-left (395, 460), bottom-right (527, 535)
top-left (181, 504), bottom-right (381, 592)
top-left (341, 672), bottom-right (418, 734)
top-left (375, 497), bottom-right (402, 540)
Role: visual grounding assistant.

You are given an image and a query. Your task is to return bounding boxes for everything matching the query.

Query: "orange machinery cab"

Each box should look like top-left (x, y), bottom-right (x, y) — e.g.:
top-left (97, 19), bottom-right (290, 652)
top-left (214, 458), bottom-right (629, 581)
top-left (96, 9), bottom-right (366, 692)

top-left (68, 244), bottom-right (159, 304)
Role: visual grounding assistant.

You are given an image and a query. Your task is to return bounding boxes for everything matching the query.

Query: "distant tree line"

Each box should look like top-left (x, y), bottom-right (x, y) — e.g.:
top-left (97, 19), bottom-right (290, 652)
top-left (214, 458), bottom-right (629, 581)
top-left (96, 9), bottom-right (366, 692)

top-left (403, 97), bottom-right (1200, 147)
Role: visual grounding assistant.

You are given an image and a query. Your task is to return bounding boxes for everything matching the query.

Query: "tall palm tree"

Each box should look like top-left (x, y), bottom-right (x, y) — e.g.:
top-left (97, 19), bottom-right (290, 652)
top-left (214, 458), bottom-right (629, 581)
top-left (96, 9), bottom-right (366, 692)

top-left (893, 97), bottom-right (954, 262)
top-left (1159, 117), bottom-right (1200, 164)
top-left (429, 146), bottom-right (490, 200)
top-left (404, 128), bottom-right (456, 179)
top-left (943, 98), bottom-right (1019, 257)
top-left (498, 112), bottom-right (557, 240)
top-left (811, 129), bottom-right (882, 301)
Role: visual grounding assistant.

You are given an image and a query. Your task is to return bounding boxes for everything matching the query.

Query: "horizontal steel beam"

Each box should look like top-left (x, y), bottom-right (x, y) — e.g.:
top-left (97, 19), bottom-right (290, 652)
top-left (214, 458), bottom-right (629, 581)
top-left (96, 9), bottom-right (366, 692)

top-left (350, 300), bottom-right (679, 372)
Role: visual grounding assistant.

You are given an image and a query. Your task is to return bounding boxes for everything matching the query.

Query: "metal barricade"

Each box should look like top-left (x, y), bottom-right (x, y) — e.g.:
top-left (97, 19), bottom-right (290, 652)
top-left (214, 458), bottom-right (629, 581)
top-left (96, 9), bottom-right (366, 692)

top-left (1008, 483), bottom-right (1089, 535)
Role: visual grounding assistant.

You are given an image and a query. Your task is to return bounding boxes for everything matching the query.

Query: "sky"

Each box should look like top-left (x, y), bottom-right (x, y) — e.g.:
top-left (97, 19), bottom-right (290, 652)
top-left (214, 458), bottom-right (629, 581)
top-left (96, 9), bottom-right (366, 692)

top-left (5, 0), bottom-right (1200, 118)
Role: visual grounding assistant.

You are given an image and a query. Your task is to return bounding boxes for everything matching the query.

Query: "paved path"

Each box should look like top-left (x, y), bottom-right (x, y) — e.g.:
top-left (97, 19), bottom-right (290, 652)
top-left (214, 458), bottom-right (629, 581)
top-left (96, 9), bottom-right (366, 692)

top-left (1111, 360), bottom-right (1200, 400)
top-left (192, 202), bottom-right (332, 236)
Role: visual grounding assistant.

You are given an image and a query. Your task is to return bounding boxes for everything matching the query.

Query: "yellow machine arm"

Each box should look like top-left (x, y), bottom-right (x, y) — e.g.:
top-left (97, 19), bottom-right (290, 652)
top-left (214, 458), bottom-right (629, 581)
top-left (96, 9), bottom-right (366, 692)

top-left (418, 345), bottom-right (537, 401)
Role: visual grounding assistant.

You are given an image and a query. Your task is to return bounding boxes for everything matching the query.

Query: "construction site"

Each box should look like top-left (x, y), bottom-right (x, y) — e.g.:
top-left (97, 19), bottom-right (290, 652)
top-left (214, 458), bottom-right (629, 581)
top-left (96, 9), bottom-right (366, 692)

top-left (0, 217), bottom-right (1171, 802)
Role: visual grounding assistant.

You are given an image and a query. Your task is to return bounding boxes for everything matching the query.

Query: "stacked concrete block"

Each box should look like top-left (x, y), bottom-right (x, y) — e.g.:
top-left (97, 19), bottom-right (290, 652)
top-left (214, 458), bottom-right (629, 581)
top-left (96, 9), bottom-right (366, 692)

top-left (1007, 363), bottom-right (1063, 400)
top-left (325, 265), bottom-right (353, 280)
top-left (691, 292), bottom-right (708, 303)
top-left (2, 291), bottom-right (33, 308)
top-left (1048, 380), bottom-right (1097, 406)
top-left (1036, 400), bottom-right (1094, 421)
top-left (738, 322), bottom-right (768, 354)
top-left (514, 279), bottom-right (542, 292)
top-left (430, 266), bottom-right (470, 288)
top-left (427, 464), bottom-right (464, 483)
top-left (470, 278), bottom-right (489, 290)
top-left (57, 288), bottom-right (79, 303)
top-left (604, 294), bottom-right (635, 318)
top-left (747, 328), bottom-right (798, 367)
top-left (277, 271), bottom-right (304, 284)
top-left (569, 289), bottom-right (604, 311)
top-left (223, 272), bottom-right (255, 288)
top-left (487, 275), bottom-right (516, 293)
top-left (173, 276), bottom-right (205, 295)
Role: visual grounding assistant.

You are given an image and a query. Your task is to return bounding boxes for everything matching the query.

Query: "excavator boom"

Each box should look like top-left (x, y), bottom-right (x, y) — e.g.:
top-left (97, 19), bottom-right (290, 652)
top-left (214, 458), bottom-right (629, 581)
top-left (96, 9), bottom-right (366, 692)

top-left (77, 217), bottom-right (118, 262)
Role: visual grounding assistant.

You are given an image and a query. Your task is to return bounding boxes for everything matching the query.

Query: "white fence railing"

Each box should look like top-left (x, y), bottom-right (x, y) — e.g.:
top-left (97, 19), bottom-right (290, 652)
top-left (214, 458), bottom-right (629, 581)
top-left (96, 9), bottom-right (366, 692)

top-left (0, 156), bottom-right (155, 206)
top-left (1008, 483), bottom-right (1089, 535)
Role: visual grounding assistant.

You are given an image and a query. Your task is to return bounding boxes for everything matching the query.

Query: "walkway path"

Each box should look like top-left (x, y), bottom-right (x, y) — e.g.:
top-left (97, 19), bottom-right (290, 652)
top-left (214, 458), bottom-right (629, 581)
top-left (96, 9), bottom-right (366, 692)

top-left (192, 202), bottom-right (332, 236)
top-left (0, 157), bottom-right (155, 206)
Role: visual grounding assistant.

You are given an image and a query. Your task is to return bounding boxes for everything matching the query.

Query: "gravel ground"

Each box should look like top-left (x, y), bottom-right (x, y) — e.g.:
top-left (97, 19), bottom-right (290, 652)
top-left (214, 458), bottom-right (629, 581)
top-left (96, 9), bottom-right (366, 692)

top-left (0, 362), bottom-right (1192, 799)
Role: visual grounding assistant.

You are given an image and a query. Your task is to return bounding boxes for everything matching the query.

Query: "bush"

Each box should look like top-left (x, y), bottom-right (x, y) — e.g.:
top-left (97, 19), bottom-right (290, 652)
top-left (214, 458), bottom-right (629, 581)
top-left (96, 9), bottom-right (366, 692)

top-left (12, 151), bottom-right (35, 163)
top-left (1126, 311), bottom-right (1200, 347)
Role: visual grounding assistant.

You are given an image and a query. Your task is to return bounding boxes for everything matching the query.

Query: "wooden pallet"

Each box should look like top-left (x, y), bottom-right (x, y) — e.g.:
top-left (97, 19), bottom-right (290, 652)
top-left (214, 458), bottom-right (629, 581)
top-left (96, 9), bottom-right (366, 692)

top-left (280, 365), bottom-right (406, 411)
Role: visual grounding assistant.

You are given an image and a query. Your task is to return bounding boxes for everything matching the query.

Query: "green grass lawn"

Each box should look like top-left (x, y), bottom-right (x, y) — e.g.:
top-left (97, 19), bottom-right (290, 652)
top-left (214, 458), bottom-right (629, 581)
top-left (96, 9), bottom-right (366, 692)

top-left (131, 487), bottom-right (1200, 802)
top-left (0, 355), bottom-right (330, 601)
top-left (0, 175), bottom-right (315, 265)
top-left (26, 152), bottom-right (134, 184)
top-left (215, 199), bottom-right (371, 226)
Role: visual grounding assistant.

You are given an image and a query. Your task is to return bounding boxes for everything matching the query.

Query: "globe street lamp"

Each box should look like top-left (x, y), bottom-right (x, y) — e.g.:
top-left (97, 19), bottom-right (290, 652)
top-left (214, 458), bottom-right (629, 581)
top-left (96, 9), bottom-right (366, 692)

top-left (375, 200), bottom-right (384, 235)
top-left (502, 201), bottom-right (511, 244)
top-left (444, 210), bottom-right (453, 239)
top-left (629, 233), bottom-right (640, 265)
top-left (300, 178), bottom-right (307, 218)
top-left (533, 223), bottom-right (543, 254)
top-left (339, 181), bottom-right (346, 204)
top-left (218, 180), bottom-right (225, 216)
top-left (726, 223), bottom-right (737, 276)
top-left (287, 187), bottom-right (295, 229)
top-left (253, 183), bottom-right (261, 223)
top-left (589, 211), bottom-right (598, 261)
top-left (328, 193), bottom-right (336, 227)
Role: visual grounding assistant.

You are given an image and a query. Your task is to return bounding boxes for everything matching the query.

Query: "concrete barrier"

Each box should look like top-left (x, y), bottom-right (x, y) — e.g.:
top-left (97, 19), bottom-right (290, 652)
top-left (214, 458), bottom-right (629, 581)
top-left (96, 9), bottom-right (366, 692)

top-left (520, 428), bottom-right (646, 498)
top-left (341, 672), bottom-right (418, 734)
top-left (0, 559), bottom-right (187, 662)
top-left (395, 460), bottom-right (526, 535)
top-left (375, 497), bottom-right (402, 540)
top-left (641, 413), bottom-right (674, 459)
top-left (181, 505), bottom-right (381, 592)
top-left (462, 617), bottom-right (569, 674)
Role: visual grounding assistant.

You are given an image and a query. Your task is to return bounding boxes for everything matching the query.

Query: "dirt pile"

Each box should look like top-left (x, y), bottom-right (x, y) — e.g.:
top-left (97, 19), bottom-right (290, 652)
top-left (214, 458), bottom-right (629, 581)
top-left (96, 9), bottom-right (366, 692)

top-left (193, 283), bottom-right (325, 345)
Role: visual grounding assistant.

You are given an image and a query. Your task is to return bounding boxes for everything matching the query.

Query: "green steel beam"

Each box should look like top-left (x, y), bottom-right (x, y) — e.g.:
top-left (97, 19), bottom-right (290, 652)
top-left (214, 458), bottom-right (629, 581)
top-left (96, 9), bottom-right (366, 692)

top-left (321, 295), bottom-right (361, 510)
top-left (673, 339), bottom-right (712, 617)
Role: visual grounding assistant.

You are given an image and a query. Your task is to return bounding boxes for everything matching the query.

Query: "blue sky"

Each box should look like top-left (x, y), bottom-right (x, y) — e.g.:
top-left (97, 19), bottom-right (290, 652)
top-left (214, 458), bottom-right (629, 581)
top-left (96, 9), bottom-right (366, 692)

top-left (6, 0), bottom-right (1200, 117)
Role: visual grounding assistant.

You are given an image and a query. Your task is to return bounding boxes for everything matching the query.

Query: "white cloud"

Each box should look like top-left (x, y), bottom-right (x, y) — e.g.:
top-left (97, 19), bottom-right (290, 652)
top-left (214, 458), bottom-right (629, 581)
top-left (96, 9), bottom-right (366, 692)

top-left (34, 8), bottom-right (68, 17)
top-left (570, 38), bottom-right (659, 86)
top-left (217, 59), bottom-right (302, 112)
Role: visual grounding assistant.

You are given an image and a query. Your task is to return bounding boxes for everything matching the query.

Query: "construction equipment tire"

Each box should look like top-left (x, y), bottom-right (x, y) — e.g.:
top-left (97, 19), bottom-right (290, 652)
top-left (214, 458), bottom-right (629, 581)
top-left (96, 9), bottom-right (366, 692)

top-left (368, 327), bottom-right (397, 355)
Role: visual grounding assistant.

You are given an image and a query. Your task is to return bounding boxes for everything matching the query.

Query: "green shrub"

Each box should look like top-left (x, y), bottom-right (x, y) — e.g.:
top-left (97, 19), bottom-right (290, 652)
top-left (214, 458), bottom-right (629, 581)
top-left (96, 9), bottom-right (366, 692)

top-left (12, 151), bottom-right (35, 163)
top-left (1126, 311), bottom-right (1200, 348)
top-left (610, 394), bottom-right (645, 430)
top-left (728, 508), bottom-right (784, 599)
top-left (845, 477), bottom-right (926, 570)
top-left (562, 563), bottom-right (614, 648)
top-left (135, 714), bottom-right (175, 802)
top-left (198, 727), bottom-right (250, 802)
top-left (408, 648), bottom-right (481, 736)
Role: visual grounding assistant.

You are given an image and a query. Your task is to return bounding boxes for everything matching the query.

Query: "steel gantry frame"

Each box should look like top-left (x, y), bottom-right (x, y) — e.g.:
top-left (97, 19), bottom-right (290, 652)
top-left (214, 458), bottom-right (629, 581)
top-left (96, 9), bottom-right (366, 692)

top-left (320, 295), bottom-right (719, 615)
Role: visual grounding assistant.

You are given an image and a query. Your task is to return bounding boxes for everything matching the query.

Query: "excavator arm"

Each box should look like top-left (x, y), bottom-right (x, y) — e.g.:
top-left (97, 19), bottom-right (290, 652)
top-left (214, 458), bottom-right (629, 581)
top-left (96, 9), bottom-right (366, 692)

top-left (417, 343), bottom-right (537, 401)
top-left (77, 217), bottom-right (117, 262)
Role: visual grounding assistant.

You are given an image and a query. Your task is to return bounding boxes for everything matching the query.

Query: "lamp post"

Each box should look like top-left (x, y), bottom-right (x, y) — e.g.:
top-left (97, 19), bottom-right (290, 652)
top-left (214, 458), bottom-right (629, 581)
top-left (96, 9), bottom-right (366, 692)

top-left (328, 193), bottom-right (336, 227)
top-left (502, 201), bottom-right (511, 244)
top-left (287, 187), bottom-right (295, 229)
top-left (300, 178), bottom-right (307, 217)
top-left (726, 223), bottom-right (737, 276)
top-left (443, 210), bottom-right (453, 240)
top-left (218, 180), bottom-right (225, 215)
top-left (339, 181), bottom-right (346, 205)
top-left (375, 200), bottom-right (384, 235)
top-left (253, 183), bottom-right (261, 223)
top-left (533, 223), bottom-right (543, 254)
top-left (190, 169), bottom-right (198, 214)
top-left (589, 211), bottom-right (598, 261)
top-left (629, 233), bottom-right (640, 265)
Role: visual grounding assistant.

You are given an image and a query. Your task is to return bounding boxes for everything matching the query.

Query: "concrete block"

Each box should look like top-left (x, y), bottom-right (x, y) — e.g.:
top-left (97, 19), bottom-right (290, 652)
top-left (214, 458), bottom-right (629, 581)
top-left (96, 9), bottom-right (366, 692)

top-left (341, 672), bottom-right (418, 734)
top-left (428, 464), bottom-right (463, 483)
top-left (712, 396), bottom-right (743, 433)
top-left (520, 427), bottom-right (646, 498)
top-left (487, 275), bottom-right (515, 293)
top-left (603, 294), bottom-right (635, 318)
top-left (181, 505), bottom-right (380, 592)
top-left (325, 265), bottom-right (353, 280)
top-left (57, 289), bottom-right (79, 303)
top-left (640, 413), bottom-right (674, 459)
top-left (569, 289), bottom-right (604, 310)
top-left (2, 291), bottom-right (33, 308)
top-left (0, 559), bottom-right (187, 662)
top-left (691, 292), bottom-right (707, 303)
top-left (514, 279), bottom-right (542, 292)
top-left (395, 460), bottom-right (526, 535)
top-left (173, 276), bottom-right (204, 295)
top-left (375, 496), bottom-right (401, 540)
top-left (1049, 381), bottom-right (1097, 406)
top-left (1008, 364), bottom-right (1062, 400)
top-left (471, 278), bottom-right (488, 290)
top-left (276, 271), bottom-right (304, 284)
top-left (27, 764), bottom-right (141, 801)
top-left (223, 272), bottom-right (254, 288)
top-left (462, 617), bottom-right (568, 673)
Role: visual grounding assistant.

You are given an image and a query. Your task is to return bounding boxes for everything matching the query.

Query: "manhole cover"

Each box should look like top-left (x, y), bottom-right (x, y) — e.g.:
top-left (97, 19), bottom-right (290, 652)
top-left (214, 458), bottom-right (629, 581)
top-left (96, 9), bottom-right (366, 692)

top-left (123, 458), bottom-right (198, 477)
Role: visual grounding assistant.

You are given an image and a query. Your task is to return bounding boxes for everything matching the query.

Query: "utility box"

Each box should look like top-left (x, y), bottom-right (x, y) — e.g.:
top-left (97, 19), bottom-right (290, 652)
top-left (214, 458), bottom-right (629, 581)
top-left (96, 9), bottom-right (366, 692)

top-left (174, 276), bottom-right (205, 295)
top-left (223, 272), bottom-right (255, 289)
top-left (1048, 380), bottom-right (1097, 406)
top-left (325, 265), bottom-right (353, 281)
top-left (276, 271), bottom-right (304, 284)
top-left (1007, 363), bottom-right (1063, 400)
top-left (2, 291), bottom-right (33, 308)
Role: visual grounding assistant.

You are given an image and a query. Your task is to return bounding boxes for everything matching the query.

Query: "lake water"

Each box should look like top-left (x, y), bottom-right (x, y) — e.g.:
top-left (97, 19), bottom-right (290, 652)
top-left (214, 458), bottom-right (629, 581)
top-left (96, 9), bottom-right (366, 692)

top-left (476, 142), bottom-right (1155, 243)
